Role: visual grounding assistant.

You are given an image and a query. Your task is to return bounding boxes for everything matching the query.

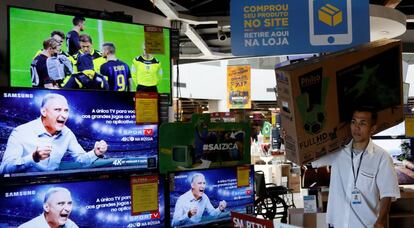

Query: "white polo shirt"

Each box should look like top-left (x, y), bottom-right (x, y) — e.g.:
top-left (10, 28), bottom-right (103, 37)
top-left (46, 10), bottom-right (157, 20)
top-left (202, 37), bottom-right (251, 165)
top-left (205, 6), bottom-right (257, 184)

top-left (312, 139), bottom-right (400, 228)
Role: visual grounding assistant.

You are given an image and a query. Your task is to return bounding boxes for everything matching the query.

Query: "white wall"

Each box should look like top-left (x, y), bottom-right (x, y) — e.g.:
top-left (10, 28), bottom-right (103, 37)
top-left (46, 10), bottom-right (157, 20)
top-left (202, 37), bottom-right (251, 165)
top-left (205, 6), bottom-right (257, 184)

top-left (173, 63), bottom-right (226, 100)
top-left (0, 0), bottom-right (170, 86)
top-left (407, 64), bottom-right (414, 97)
top-left (251, 68), bottom-right (277, 101)
top-left (173, 61), bottom-right (277, 110)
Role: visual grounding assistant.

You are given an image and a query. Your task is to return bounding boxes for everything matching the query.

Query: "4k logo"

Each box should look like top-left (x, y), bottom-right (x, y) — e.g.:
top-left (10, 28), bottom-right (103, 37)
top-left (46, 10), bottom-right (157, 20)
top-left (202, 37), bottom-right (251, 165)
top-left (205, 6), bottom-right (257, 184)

top-left (113, 159), bottom-right (122, 166)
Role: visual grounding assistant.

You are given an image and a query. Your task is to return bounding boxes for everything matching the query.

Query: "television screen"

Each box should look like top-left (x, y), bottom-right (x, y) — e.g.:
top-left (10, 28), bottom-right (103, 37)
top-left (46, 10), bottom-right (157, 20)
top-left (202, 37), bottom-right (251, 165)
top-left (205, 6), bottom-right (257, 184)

top-left (0, 174), bottom-right (165, 227)
top-left (169, 166), bottom-right (255, 227)
top-left (159, 118), bottom-right (251, 173)
top-left (9, 7), bottom-right (171, 94)
top-left (336, 46), bottom-right (401, 122)
top-left (0, 87), bottom-right (158, 177)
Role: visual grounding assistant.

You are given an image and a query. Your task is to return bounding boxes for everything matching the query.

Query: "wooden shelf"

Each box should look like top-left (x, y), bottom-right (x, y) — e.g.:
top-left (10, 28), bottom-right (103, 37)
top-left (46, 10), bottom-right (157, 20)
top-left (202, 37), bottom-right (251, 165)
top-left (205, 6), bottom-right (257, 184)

top-left (389, 212), bottom-right (414, 218)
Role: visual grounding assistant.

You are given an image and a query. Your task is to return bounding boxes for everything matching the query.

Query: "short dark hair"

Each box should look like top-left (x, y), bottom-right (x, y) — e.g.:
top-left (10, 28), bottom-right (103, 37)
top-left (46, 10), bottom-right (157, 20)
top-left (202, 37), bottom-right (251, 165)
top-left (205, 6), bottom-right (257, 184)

top-left (50, 30), bottom-right (65, 39)
top-left (43, 38), bottom-right (59, 49)
top-left (72, 16), bottom-right (85, 26)
top-left (79, 34), bottom-right (92, 43)
top-left (102, 42), bottom-right (116, 54)
top-left (353, 106), bottom-right (378, 125)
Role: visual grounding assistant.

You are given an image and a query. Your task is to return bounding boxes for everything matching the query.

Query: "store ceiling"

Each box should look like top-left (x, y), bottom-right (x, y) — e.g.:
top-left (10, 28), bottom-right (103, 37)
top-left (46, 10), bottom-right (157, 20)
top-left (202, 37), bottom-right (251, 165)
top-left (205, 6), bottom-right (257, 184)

top-left (109, 0), bottom-right (414, 62)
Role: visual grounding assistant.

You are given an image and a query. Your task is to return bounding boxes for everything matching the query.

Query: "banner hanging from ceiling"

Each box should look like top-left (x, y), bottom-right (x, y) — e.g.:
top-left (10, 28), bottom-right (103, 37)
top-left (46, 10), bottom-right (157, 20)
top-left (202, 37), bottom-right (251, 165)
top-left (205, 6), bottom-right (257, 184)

top-left (227, 65), bottom-right (251, 109)
top-left (230, 0), bottom-right (370, 56)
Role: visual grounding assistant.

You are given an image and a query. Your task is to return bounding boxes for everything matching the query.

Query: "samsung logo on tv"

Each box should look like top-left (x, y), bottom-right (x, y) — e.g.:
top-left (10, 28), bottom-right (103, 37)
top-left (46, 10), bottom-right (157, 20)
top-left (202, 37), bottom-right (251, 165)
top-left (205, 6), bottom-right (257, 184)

top-left (203, 143), bottom-right (238, 151)
top-left (3, 93), bottom-right (33, 98)
top-left (5, 190), bottom-right (36, 197)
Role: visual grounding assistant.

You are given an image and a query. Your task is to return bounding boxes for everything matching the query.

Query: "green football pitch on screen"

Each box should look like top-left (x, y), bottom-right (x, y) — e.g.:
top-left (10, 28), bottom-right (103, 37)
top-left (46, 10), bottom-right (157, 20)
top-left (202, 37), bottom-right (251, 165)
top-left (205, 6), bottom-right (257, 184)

top-left (9, 7), bottom-right (171, 93)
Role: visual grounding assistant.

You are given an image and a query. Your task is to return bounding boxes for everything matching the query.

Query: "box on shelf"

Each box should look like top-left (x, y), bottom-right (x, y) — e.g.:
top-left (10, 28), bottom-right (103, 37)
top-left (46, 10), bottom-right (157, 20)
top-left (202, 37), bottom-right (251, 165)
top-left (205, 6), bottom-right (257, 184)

top-left (276, 39), bottom-right (403, 165)
top-left (289, 172), bottom-right (301, 193)
top-left (289, 208), bottom-right (328, 228)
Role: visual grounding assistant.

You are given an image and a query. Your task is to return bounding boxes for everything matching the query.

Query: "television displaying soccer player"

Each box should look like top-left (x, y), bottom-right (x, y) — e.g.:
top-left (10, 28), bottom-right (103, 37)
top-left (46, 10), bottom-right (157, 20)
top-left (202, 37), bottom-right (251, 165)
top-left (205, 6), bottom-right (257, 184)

top-left (8, 7), bottom-right (171, 95)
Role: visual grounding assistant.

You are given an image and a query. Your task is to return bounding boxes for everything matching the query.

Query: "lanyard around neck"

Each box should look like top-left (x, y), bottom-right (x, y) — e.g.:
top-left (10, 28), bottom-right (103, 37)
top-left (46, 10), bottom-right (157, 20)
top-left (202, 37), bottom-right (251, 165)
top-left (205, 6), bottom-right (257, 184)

top-left (351, 147), bottom-right (366, 187)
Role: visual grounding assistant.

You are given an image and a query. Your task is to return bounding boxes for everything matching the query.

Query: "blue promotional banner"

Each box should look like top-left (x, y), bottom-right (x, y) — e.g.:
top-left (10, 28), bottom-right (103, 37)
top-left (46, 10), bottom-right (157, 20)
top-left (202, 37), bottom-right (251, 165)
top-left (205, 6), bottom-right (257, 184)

top-left (0, 88), bottom-right (158, 177)
top-left (0, 176), bottom-right (165, 227)
top-left (230, 0), bottom-right (370, 56)
top-left (169, 166), bottom-right (254, 227)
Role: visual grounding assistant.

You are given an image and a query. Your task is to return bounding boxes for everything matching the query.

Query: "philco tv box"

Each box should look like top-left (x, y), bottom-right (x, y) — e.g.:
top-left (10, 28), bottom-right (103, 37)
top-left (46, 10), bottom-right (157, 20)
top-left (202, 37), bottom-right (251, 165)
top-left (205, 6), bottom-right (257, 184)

top-left (276, 39), bottom-right (403, 165)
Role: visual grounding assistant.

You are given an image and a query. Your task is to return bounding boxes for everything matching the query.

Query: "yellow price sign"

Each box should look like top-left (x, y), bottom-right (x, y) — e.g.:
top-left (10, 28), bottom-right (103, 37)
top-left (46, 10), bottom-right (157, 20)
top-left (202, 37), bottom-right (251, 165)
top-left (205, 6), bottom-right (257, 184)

top-left (144, 26), bottom-right (165, 54)
top-left (131, 175), bottom-right (159, 215)
top-left (237, 166), bottom-right (250, 188)
top-left (135, 92), bottom-right (158, 124)
top-left (405, 115), bottom-right (414, 137)
top-left (227, 65), bottom-right (251, 109)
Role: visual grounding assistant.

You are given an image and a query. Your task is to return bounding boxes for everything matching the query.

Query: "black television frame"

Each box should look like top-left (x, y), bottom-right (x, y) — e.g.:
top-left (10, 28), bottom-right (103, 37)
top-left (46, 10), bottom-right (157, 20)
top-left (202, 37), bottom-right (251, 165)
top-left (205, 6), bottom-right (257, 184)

top-left (6, 5), bottom-right (173, 103)
top-left (166, 165), bottom-right (255, 228)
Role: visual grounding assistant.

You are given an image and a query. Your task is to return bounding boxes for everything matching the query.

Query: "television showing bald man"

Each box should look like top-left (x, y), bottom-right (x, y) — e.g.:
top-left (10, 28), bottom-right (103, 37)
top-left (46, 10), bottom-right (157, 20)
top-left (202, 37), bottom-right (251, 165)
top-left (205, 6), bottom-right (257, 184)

top-left (171, 173), bottom-right (227, 227)
top-left (19, 187), bottom-right (78, 228)
top-left (0, 93), bottom-right (108, 174)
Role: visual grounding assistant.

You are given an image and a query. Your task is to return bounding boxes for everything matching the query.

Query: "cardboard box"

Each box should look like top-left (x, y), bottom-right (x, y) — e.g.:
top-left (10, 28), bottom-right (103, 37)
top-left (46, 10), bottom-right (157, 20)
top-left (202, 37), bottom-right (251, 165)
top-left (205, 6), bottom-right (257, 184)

top-left (276, 39), bottom-right (403, 165)
top-left (289, 173), bottom-right (301, 193)
top-left (288, 208), bottom-right (328, 228)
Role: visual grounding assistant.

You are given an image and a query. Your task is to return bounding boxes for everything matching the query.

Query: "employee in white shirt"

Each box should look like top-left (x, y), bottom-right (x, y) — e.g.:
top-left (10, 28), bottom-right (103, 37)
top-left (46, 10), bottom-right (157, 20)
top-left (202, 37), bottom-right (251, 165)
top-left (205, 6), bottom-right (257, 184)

top-left (312, 106), bottom-right (400, 228)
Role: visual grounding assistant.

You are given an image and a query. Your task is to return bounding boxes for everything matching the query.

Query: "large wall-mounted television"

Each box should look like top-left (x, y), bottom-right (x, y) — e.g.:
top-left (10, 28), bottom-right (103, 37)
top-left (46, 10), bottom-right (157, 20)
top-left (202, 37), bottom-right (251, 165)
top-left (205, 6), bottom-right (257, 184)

top-left (8, 6), bottom-right (171, 94)
top-left (168, 166), bottom-right (255, 227)
top-left (0, 173), bottom-right (165, 227)
top-left (0, 87), bottom-right (158, 177)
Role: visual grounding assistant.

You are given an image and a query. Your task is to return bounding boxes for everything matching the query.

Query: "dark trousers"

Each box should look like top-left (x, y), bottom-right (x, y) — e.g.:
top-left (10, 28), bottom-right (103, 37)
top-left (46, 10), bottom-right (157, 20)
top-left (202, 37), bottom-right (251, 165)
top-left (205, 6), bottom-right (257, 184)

top-left (136, 85), bottom-right (158, 93)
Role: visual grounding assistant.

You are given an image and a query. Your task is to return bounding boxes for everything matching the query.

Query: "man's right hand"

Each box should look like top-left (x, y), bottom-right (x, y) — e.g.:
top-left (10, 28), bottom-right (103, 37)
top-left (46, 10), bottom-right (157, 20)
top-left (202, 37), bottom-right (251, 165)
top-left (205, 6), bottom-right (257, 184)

top-left (187, 207), bottom-right (197, 218)
top-left (33, 146), bottom-right (52, 162)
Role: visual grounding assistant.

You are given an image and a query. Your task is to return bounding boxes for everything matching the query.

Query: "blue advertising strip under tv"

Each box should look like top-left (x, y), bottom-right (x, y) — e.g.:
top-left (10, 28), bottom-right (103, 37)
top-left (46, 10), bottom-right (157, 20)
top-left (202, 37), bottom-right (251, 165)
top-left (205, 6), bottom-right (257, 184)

top-left (168, 165), bottom-right (255, 228)
top-left (0, 87), bottom-right (158, 178)
top-left (0, 174), bottom-right (165, 228)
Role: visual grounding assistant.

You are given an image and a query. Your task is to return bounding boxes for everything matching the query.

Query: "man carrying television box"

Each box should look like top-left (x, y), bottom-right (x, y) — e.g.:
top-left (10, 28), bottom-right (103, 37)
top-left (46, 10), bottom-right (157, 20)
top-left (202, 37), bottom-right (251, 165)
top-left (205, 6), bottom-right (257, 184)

top-left (312, 106), bottom-right (400, 228)
top-left (0, 93), bottom-right (108, 174)
top-left (171, 173), bottom-right (227, 227)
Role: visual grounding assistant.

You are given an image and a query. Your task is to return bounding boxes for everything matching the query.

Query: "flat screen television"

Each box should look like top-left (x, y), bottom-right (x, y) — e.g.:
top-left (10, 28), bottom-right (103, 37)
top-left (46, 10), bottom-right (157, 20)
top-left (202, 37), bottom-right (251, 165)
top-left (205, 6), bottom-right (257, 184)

top-left (172, 145), bottom-right (194, 169)
top-left (0, 87), bottom-right (158, 177)
top-left (0, 173), bottom-right (165, 227)
top-left (8, 6), bottom-right (171, 94)
top-left (168, 166), bottom-right (255, 227)
top-left (336, 46), bottom-right (402, 122)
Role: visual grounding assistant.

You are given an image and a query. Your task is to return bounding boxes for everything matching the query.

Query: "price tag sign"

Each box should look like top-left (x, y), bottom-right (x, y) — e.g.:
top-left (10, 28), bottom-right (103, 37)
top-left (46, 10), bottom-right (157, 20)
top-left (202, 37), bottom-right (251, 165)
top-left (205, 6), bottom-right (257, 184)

top-left (237, 166), bottom-right (250, 187)
top-left (131, 175), bottom-right (159, 215)
top-left (144, 26), bottom-right (164, 54)
top-left (135, 92), bottom-right (158, 124)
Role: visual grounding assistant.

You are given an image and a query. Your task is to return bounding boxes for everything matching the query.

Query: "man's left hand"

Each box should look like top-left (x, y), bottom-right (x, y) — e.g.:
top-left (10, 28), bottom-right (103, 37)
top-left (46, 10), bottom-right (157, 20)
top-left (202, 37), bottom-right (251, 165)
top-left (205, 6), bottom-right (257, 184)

top-left (94, 140), bottom-right (108, 156)
top-left (218, 200), bottom-right (227, 211)
top-left (374, 222), bottom-right (385, 228)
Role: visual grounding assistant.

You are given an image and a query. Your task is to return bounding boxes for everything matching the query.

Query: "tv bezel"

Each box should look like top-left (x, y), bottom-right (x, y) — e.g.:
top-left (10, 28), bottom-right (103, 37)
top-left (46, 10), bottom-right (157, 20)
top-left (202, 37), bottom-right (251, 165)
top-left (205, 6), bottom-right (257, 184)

top-left (6, 5), bottom-right (172, 101)
top-left (166, 165), bottom-right (255, 228)
top-left (0, 170), bottom-right (167, 227)
top-left (0, 86), bottom-right (160, 181)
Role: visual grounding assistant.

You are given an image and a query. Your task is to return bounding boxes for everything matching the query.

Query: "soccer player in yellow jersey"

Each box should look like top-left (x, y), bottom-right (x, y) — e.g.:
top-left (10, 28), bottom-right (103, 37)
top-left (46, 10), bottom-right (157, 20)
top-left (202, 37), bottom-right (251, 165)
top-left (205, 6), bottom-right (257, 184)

top-left (131, 43), bottom-right (162, 92)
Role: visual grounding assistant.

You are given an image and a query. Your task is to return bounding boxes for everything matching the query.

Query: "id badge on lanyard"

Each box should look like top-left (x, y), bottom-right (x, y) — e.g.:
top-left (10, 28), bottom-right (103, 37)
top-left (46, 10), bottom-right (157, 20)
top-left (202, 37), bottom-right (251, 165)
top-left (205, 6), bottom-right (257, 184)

top-left (351, 187), bottom-right (362, 204)
top-left (351, 148), bottom-right (365, 205)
